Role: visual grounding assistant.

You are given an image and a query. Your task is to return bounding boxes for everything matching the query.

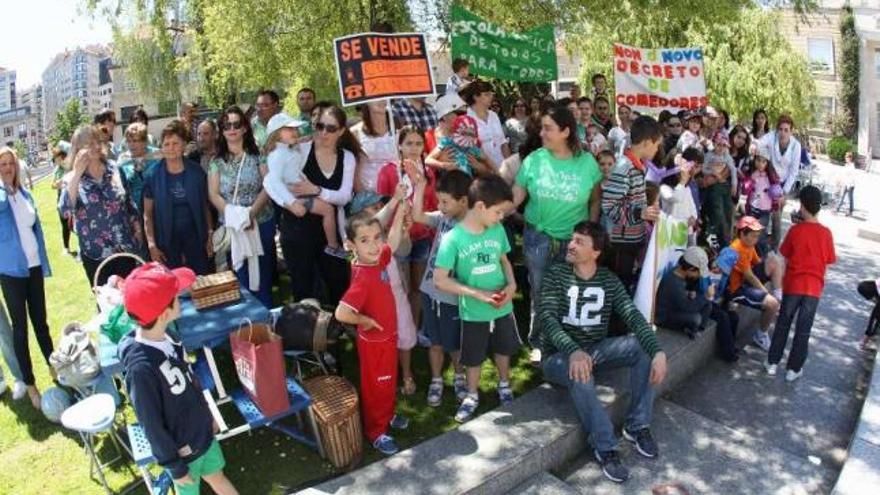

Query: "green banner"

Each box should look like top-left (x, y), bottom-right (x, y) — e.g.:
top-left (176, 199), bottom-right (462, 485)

top-left (450, 4), bottom-right (558, 82)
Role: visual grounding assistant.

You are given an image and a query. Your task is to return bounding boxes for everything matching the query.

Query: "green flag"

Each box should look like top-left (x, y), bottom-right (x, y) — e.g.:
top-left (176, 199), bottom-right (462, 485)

top-left (450, 4), bottom-right (557, 82)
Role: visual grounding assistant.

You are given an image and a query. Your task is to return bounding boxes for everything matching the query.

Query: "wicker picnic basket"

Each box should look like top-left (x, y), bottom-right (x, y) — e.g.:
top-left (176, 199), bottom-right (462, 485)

top-left (303, 375), bottom-right (363, 470)
top-left (190, 271), bottom-right (241, 310)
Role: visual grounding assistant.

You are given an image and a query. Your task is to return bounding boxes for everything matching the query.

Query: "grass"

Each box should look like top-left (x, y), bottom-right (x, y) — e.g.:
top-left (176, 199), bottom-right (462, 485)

top-left (0, 180), bottom-right (541, 494)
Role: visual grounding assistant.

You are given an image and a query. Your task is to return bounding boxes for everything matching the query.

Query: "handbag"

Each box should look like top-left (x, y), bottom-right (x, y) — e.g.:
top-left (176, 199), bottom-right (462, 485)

top-left (212, 154), bottom-right (246, 254)
top-left (230, 318), bottom-right (290, 417)
top-left (49, 323), bottom-right (101, 388)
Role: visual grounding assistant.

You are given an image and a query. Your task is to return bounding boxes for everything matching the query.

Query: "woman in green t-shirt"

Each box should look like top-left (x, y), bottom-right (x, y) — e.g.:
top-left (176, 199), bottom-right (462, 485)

top-left (512, 105), bottom-right (603, 362)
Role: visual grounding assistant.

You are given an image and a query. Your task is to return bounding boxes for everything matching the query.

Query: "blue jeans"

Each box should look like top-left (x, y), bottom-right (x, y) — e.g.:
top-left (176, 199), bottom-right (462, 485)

top-left (837, 186), bottom-right (854, 215)
top-left (768, 294), bottom-right (819, 372)
top-left (235, 219), bottom-right (277, 308)
top-left (542, 335), bottom-right (655, 452)
top-left (0, 300), bottom-right (23, 382)
top-left (524, 227), bottom-right (567, 347)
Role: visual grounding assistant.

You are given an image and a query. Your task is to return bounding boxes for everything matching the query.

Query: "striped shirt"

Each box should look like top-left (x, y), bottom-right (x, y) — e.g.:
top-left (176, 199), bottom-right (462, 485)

top-left (601, 152), bottom-right (647, 244)
top-left (538, 262), bottom-right (661, 358)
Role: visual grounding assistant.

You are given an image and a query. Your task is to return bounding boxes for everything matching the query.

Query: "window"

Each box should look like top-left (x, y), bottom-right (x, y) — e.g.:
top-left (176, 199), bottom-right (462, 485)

top-left (2, 127), bottom-right (11, 137)
top-left (815, 97), bottom-right (835, 127)
top-left (807, 38), bottom-right (835, 75)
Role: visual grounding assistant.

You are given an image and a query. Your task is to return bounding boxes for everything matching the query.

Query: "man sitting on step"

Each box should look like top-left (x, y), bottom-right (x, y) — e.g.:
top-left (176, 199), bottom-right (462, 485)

top-left (538, 220), bottom-right (667, 484)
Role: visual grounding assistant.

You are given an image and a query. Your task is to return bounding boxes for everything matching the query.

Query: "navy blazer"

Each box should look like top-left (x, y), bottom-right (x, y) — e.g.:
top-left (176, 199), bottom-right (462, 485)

top-left (145, 158), bottom-right (209, 250)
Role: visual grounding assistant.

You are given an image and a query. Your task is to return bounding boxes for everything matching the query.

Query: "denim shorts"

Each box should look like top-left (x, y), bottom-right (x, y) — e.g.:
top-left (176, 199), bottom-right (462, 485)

top-left (421, 293), bottom-right (461, 352)
top-left (398, 238), bottom-right (432, 263)
top-left (730, 285), bottom-right (768, 310)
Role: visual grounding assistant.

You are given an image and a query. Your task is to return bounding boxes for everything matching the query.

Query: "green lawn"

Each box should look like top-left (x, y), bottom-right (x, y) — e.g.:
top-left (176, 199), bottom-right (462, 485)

top-left (0, 180), bottom-right (540, 494)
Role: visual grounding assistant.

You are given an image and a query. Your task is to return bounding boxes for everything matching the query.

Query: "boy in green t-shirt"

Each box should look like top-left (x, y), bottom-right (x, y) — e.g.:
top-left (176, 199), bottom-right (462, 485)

top-left (434, 175), bottom-right (519, 423)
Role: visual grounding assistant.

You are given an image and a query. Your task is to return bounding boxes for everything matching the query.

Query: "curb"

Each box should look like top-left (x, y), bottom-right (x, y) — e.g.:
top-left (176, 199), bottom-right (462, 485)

top-left (832, 347), bottom-right (880, 494)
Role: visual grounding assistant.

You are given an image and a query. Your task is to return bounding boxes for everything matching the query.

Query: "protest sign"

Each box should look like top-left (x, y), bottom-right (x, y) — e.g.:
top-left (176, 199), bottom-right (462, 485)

top-left (334, 32), bottom-right (435, 106)
top-left (613, 43), bottom-right (708, 113)
top-left (634, 212), bottom-right (689, 323)
top-left (450, 4), bottom-right (557, 82)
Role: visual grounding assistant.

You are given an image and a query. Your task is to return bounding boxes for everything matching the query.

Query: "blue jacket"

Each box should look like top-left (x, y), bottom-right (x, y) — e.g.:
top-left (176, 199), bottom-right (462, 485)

top-left (145, 159), bottom-right (209, 250)
top-left (0, 187), bottom-right (51, 278)
top-left (119, 332), bottom-right (214, 479)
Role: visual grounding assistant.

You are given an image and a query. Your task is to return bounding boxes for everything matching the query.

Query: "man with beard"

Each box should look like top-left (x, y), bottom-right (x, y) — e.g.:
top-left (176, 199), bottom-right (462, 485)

top-left (538, 220), bottom-right (667, 484)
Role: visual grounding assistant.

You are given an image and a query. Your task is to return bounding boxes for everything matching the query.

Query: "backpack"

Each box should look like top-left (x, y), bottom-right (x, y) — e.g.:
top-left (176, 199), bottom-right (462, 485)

top-left (49, 323), bottom-right (101, 388)
top-left (274, 299), bottom-right (345, 352)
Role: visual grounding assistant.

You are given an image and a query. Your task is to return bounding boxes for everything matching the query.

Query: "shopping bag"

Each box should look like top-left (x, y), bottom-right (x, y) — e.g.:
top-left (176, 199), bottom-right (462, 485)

top-left (229, 319), bottom-right (290, 417)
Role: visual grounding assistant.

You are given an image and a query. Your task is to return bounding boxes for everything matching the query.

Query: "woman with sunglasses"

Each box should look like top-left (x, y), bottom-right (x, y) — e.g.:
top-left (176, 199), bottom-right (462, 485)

top-left (504, 97), bottom-right (530, 155)
top-left (209, 106), bottom-right (276, 306)
top-left (350, 101), bottom-right (398, 192)
top-left (280, 106), bottom-right (361, 304)
top-left (143, 120), bottom-right (213, 275)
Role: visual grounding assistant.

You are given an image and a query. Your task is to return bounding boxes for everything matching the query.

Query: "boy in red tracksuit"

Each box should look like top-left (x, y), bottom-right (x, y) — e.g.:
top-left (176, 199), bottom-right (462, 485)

top-left (335, 206), bottom-right (408, 455)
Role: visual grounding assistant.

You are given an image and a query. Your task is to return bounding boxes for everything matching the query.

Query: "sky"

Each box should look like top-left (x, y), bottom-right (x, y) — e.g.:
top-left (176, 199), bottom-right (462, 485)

top-left (0, 0), bottom-right (113, 88)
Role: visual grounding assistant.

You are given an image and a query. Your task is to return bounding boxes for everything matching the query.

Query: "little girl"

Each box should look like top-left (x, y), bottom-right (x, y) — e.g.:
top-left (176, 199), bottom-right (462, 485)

top-left (265, 120), bottom-right (346, 258)
top-left (741, 146), bottom-right (781, 254)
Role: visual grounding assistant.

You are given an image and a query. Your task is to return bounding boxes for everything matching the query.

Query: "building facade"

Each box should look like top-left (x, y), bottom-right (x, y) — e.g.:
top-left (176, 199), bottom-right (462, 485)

top-left (41, 45), bottom-right (109, 137)
top-left (0, 68), bottom-right (16, 113)
top-left (18, 85), bottom-right (44, 152)
top-left (781, 1), bottom-right (880, 158)
top-left (0, 107), bottom-right (41, 162)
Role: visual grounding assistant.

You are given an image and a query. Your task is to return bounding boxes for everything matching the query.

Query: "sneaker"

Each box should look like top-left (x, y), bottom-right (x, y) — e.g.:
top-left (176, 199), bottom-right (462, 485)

top-left (529, 348), bottom-right (542, 365)
top-left (455, 395), bottom-right (479, 423)
top-left (323, 245), bottom-right (349, 260)
top-left (497, 381), bottom-right (514, 406)
top-left (764, 360), bottom-right (778, 376)
top-left (12, 381), bottom-right (26, 400)
top-left (594, 449), bottom-right (629, 483)
top-left (372, 434), bottom-right (399, 455)
top-left (752, 330), bottom-right (771, 352)
top-left (427, 379), bottom-right (443, 407)
top-left (453, 373), bottom-right (468, 401)
top-left (623, 427), bottom-right (658, 458)
top-left (785, 369), bottom-right (803, 382)
top-left (389, 414), bottom-right (409, 430)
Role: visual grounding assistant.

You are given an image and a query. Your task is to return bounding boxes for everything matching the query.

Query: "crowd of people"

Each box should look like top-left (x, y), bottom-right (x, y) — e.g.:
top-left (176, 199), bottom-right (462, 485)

top-left (0, 58), bottom-right (848, 490)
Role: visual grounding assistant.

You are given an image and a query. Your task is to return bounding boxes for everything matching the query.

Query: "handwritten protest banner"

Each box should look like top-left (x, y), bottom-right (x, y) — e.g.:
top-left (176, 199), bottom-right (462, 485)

top-left (634, 212), bottom-right (689, 323)
top-left (613, 43), bottom-right (708, 113)
top-left (334, 32), bottom-right (435, 106)
top-left (450, 4), bottom-right (557, 82)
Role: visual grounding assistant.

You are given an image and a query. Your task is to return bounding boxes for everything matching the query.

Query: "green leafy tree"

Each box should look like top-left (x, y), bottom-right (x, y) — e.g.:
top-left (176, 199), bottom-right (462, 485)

top-left (48, 99), bottom-right (89, 145)
top-left (12, 140), bottom-right (27, 160)
top-left (837, 4), bottom-right (859, 139)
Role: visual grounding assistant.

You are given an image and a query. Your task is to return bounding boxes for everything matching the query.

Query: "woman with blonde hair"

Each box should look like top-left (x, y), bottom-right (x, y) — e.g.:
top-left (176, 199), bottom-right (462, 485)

top-left (59, 125), bottom-right (141, 286)
top-left (0, 146), bottom-right (53, 408)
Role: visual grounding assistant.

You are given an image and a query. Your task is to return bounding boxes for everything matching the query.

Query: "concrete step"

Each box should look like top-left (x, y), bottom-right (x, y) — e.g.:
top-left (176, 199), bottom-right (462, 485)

top-left (510, 472), bottom-right (579, 495)
top-left (560, 398), bottom-right (837, 495)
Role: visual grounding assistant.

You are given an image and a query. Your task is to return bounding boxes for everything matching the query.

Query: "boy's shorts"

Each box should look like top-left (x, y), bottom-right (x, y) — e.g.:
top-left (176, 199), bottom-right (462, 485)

top-left (421, 293), bottom-right (461, 352)
top-left (730, 285), bottom-right (768, 310)
top-left (174, 440), bottom-right (226, 495)
top-left (460, 313), bottom-right (521, 367)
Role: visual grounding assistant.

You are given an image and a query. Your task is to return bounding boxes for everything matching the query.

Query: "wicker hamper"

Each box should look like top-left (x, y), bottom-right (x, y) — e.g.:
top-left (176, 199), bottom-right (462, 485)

top-left (191, 271), bottom-right (241, 309)
top-left (303, 375), bottom-right (363, 470)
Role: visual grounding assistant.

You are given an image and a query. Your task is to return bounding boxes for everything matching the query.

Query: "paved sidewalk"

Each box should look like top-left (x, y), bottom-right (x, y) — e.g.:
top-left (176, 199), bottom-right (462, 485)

top-left (552, 197), bottom-right (878, 493)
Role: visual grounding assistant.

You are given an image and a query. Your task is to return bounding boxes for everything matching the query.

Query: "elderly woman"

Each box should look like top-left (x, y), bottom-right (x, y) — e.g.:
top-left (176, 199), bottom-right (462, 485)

top-left (143, 120), bottom-right (213, 275)
top-left (60, 125), bottom-right (140, 286)
top-left (271, 105), bottom-right (359, 305)
top-left (209, 106), bottom-right (275, 306)
top-left (0, 146), bottom-right (53, 408)
top-left (462, 80), bottom-right (510, 167)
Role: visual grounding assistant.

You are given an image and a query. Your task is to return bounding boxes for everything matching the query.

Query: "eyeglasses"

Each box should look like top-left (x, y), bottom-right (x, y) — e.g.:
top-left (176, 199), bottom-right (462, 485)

top-left (222, 121), bottom-right (243, 131)
top-left (315, 122), bottom-right (340, 133)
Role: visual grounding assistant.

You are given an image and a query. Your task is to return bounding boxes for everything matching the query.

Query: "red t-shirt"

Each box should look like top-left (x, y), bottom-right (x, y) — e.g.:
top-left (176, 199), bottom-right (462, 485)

top-left (376, 162), bottom-right (438, 242)
top-left (340, 245), bottom-right (397, 343)
top-left (780, 221), bottom-right (836, 297)
top-left (425, 129), bottom-right (438, 154)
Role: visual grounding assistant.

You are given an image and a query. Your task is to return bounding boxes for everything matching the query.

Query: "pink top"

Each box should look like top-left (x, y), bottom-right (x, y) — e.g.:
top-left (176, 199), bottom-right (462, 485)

top-left (749, 170), bottom-right (772, 212)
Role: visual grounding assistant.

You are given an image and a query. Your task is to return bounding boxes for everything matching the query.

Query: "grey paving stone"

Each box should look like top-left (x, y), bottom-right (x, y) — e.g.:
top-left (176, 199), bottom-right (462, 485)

top-left (510, 472), bottom-right (579, 495)
top-left (832, 438), bottom-right (880, 495)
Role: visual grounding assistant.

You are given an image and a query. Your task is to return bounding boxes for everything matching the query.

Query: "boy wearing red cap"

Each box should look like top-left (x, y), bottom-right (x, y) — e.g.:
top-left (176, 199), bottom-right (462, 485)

top-left (119, 263), bottom-right (238, 495)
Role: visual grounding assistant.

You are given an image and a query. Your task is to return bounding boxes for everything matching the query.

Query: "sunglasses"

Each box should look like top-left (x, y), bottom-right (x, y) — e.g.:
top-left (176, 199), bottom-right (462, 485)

top-left (315, 122), bottom-right (340, 133)
top-left (222, 121), bottom-right (244, 131)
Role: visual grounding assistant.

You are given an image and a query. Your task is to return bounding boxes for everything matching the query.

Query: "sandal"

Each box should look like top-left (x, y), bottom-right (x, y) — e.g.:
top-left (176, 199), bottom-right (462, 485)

top-left (400, 376), bottom-right (416, 396)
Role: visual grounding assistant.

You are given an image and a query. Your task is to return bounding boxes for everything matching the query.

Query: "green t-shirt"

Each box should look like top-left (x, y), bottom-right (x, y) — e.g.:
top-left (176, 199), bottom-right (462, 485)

top-left (516, 147), bottom-right (603, 240)
top-left (435, 222), bottom-right (513, 322)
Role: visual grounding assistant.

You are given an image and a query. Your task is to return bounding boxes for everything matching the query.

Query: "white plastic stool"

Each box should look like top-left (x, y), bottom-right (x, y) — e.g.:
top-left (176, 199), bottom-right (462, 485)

top-left (61, 393), bottom-right (129, 494)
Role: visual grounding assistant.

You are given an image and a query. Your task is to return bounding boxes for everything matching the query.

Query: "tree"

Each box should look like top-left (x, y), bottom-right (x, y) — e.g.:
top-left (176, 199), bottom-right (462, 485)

top-left (837, 4), bottom-right (859, 139)
top-left (48, 99), bottom-right (89, 146)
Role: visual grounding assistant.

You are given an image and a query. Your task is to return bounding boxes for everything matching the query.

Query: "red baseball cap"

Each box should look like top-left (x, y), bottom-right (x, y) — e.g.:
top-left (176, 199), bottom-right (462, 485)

top-left (124, 262), bottom-right (196, 325)
top-left (737, 216), bottom-right (764, 232)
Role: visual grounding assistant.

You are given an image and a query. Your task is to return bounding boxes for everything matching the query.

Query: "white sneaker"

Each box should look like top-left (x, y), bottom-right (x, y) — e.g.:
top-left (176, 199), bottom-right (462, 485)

top-left (785, 369), bottom-right (803, 382)
top-left (752, 331), bottom-right (771, 352)
top-left (12, 381), bottom-right (27, 400)
top-left (764, 361), bottom-right (778, 376)
top-left (529, 348), bottom-right (542, 365)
